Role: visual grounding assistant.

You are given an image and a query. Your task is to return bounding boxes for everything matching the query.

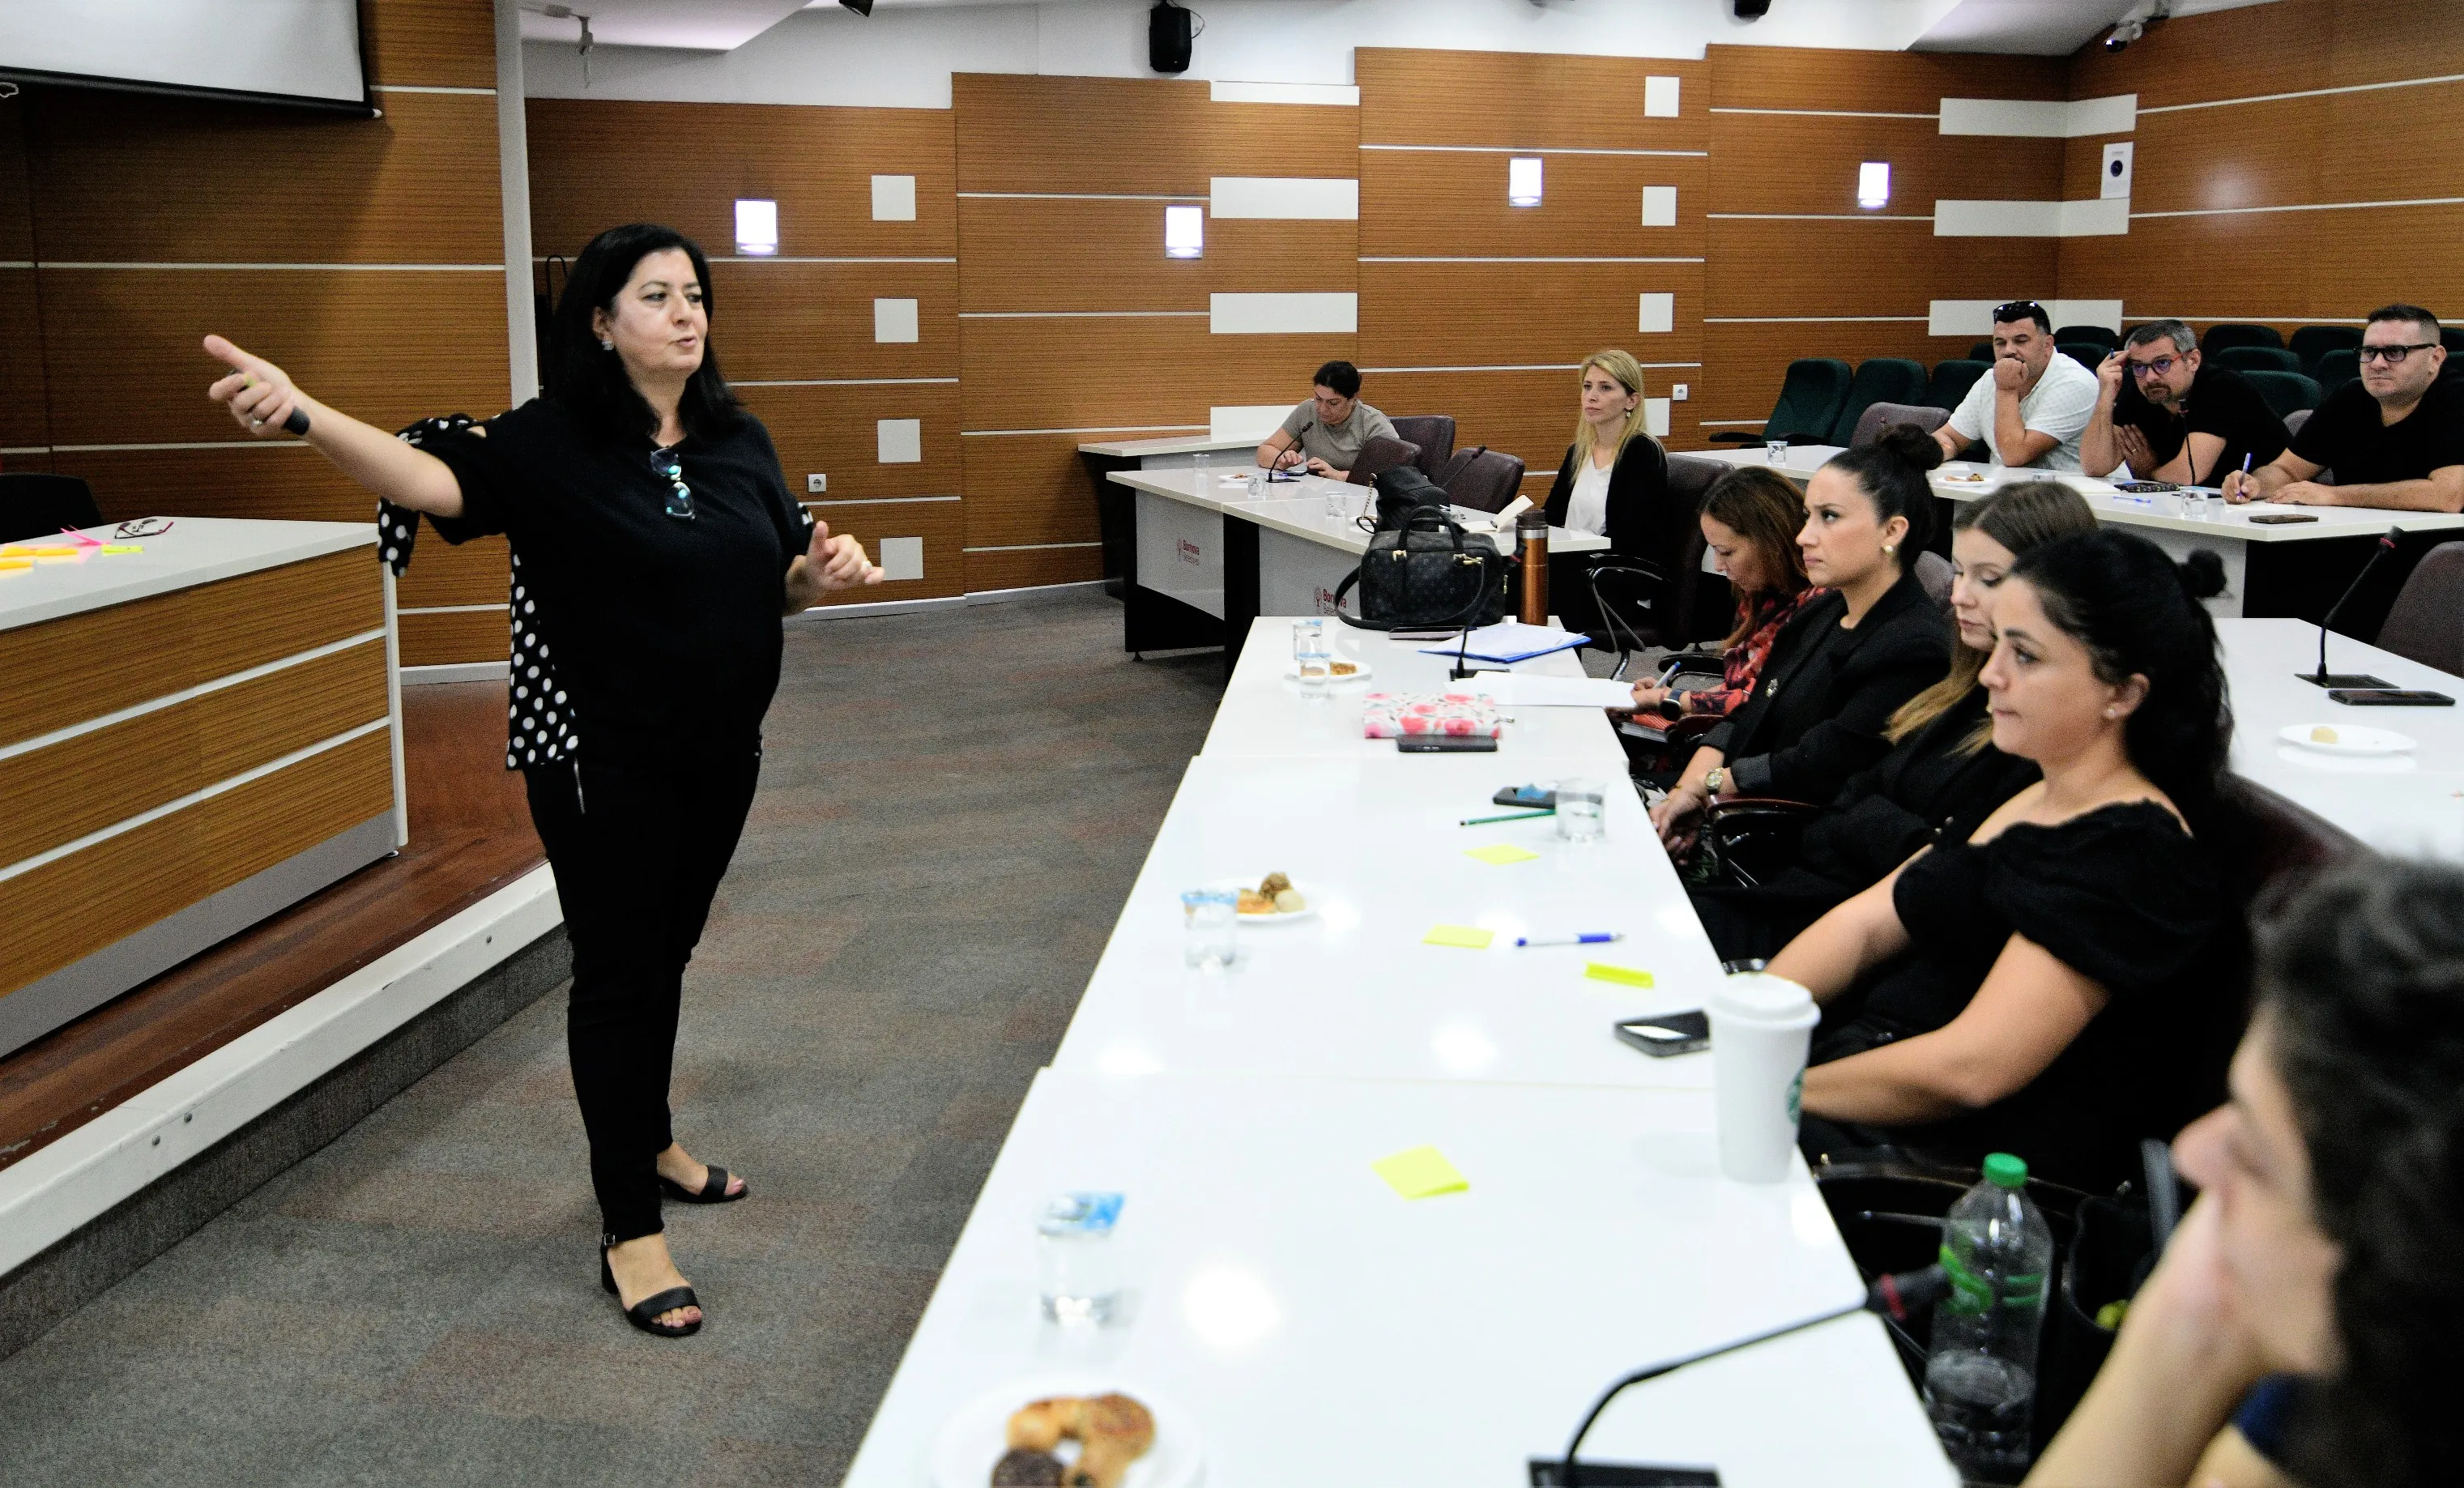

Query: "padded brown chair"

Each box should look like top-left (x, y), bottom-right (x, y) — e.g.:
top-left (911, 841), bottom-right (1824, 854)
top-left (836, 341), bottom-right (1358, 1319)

top-left (1345, 435), bottom-right (1422, 488)
top-left (1849, 401), bottom-right (1950, 448)
top-left (1441, 449), bottom-right (1526, 513)
top-left (1388, 416), bottom-right (1456, 480)
top-left (2377, 540), bottom-right (2464, 676)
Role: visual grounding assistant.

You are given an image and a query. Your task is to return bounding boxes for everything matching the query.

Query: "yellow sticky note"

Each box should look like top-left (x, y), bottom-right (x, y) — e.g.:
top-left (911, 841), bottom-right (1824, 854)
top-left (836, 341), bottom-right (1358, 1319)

top-left (1423, 923), bottom-right (1494, 949)
top-left (1464, 843), bottom-right (1539, 865)
top-left (0, 558), bottom-right (30, 572)
top-left (100, 544), bottom-right (143, 554)
top-left (28, 546), bottom-right (76, 556)
top-left (1373, 1145), bottom-right (1469, 1200)
top-left (1584, 962), bottom-right (1656, 989)
top-left (0, 545), bottom-right (32, 556)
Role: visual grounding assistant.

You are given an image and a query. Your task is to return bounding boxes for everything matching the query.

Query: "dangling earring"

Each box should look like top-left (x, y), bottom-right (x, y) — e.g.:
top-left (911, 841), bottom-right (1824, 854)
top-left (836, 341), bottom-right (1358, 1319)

top-left (599, 338), bottom-right (615, 350)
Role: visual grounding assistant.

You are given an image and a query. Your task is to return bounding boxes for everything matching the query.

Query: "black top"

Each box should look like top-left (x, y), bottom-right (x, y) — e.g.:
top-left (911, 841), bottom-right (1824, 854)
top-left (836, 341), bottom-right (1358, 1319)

top-left (1834, 800), bottom-right (2228, 1192)
top-left (1543, 436), bottom-right (1673, 557)
top-left (1793, 685), bottom-right (2040, 892)
top-left (2290, 375), bottom-right (2464, 487)
top-left (1702, 568), bottom-right (1950, 802)
top-left (421, 399), bottom-right (812, 768)
top-left (2113, 364), bottom-right (2287, 484)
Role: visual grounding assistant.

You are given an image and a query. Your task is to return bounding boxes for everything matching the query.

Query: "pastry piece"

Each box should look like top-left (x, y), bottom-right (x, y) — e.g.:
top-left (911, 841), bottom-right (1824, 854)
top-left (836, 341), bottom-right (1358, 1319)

top-left (1330, 661), bottom-right (1358, 676)
top-left (1259, 871), bottom-right (1292, 896)
top-left (1273, 889), bottom-right (1305, 913)
top-left (1235, 889), bottom-right (1274, 915)
top-left (1006, 1397), bottom-right (1081, 1452)
top-left (1065, 1442), bottom-right (1136, 1488)
top-left (2309, 725), bottom-right (2339, 744)
top-left (1081, 1393), bottom-right (1156, 1454)
top-left (992, 1448), bottom-right (1067, 1486)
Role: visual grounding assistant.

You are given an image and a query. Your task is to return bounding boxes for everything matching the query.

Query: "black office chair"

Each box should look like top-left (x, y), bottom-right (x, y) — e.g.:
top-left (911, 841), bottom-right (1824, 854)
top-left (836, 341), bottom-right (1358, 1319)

top-left (2444, 327), bottom-right (2464, 356)
top-left (2200, 322), bottom-right (2283, 356)
top-left (1441, 449), bottom-right (1526, 514)
top-left (1583, 452), bottom-right (1724, 675)
top-left (1925, 359), bottom-right (1989, 412)
top-left (2288, 325), bottom-right (2360, 373)
top-left (1967, 340), bottom-right (1994, 363)
top-left (1388, 415), bottom-right (1456, 481)
top-left (2057, 343), bottom-right (2106, 372)
top-left (2243, 369), bottom-right (2324, 420)
top-left (2053, 325), bottom-right (2117, 352)
top-left (2305, 347), bottom-right (2360, 399)
top-left (1848, 401), bottom-right (1947, 448)
top-left (1827, 358), bottom-right (1929, 446)
top-left (2377, 541), bottom-right (2464, 676)
top-left (2213, 346), bottom-right (2303, 376)
top-left (0, 471), bottom-right (105, 544)
top-left (1708, 358), bottom-right (1852, 446)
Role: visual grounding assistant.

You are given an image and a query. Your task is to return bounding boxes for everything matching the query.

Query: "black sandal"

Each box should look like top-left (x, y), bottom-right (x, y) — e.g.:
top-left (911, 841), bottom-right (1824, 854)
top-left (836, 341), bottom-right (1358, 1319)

top-left (601, 1241), bottom-right (702, 1337)
top-left (659, 1164), bottom-right (748, 1204)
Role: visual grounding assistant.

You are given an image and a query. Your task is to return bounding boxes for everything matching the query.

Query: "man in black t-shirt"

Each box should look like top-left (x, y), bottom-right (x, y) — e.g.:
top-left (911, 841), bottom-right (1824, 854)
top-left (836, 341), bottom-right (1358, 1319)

top-left (2224, 304), bottom-right (2464, 512)
top-left (2082, 318), bottom-right (2287, 485)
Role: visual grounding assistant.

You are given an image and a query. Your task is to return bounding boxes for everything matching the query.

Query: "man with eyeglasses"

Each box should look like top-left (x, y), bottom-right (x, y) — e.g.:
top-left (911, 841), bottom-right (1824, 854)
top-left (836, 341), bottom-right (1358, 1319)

top-left (2223, 304), bottom-right (2464, 512)
top-left (2082, 318), bottom-right (2286, 485)
top-left (1933, 300), bottom-right (2100, 472)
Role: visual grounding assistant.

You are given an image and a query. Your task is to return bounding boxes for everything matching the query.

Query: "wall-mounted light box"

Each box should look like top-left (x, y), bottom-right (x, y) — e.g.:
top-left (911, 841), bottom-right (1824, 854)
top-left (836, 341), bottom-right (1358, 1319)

top-left (1508, 156), bottom-right (1543, 207)
top-left (1165, 203), bottom-right (1204, 258)
top-left (1857, 162), bottom-right (1890, 210)
top-left (735, 198), bottom-right (778, 255)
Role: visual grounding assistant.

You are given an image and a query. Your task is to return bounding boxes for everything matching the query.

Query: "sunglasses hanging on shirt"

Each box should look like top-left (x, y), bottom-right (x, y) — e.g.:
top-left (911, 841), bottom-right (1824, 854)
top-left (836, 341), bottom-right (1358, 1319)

top-left (652, 447), bottom-right (695, 520)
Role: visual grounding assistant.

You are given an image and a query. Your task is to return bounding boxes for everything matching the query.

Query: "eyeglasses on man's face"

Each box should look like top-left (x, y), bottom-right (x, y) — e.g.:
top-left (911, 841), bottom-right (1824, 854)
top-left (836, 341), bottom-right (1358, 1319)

top-left (2126, 356), bottom-right (2182, 379)
top-left (2359, 343), bottom-right (2437, 365)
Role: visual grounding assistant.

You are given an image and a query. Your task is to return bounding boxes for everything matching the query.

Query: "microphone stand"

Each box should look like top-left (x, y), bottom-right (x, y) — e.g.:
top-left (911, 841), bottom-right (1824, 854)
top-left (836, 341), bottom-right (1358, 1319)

top-left (2301, 525), bottom-right (2403, 688)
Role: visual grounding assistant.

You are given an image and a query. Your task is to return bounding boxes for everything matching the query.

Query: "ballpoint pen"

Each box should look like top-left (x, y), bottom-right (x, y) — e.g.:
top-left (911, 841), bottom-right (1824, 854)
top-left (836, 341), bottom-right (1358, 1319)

top-left (1515, 932), bottom-right (1625, 948)
top-left (1460, 809), bottom-right (1554, 825)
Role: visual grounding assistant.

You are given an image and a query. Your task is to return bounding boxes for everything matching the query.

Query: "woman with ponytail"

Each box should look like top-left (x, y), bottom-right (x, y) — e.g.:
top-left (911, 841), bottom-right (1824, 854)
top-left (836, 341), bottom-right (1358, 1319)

top-left (1770, 527), bottom-right (2237, 1192)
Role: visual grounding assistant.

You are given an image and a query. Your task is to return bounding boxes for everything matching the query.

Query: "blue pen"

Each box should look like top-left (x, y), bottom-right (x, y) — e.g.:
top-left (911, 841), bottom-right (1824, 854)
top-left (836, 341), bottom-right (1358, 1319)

top-left (1516, 932), bottom-right (1623, 948)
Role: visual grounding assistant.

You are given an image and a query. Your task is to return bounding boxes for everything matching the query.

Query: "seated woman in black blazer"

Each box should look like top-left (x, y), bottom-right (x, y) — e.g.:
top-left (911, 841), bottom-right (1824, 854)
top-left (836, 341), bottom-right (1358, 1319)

top-left (1650, 425), bottom-right (1950, 850)
top-left (1687, 481), bottom-right (2097, 962)
top-left (1774, 529), bottom-right (2235, 1193)
top-left (1542, 349), bottom-right (1668, 633)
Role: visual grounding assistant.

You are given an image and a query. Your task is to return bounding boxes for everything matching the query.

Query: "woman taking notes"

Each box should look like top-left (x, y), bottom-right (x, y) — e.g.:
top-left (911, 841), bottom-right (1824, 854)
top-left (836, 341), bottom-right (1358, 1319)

top-left (205, 223), bottom-right (884, 1338)
top-left (1774, 529), bottom-right (2234, 1192)
top-left (1543, 350), bottom-right (1669, 633)
top-left (1651, 426), bottom-right (1950, 849)
top-left (1626, 467), bottom-right (1818, 723)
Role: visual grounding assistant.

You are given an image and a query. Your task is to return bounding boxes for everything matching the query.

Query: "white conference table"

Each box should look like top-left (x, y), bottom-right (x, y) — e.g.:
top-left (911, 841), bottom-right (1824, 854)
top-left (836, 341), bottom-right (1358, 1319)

top-left (841, 1069), bottom-right (1953, 1488)
top-left (2217, 618), bottom-right (2464, 859)
top-left (1106, 463), bottom-right (1607, 663)
top-left (1699, 443), bottom-right (2464, 619)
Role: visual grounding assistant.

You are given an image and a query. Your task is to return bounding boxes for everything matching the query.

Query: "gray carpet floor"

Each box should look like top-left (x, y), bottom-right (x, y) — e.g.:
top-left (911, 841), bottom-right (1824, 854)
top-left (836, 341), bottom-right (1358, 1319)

top-left (0, 589), bottom-right (1221, 1487)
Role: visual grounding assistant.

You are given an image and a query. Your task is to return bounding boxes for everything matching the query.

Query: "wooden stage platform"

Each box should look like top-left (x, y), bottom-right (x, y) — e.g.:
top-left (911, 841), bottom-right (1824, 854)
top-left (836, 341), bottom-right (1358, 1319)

top-left (0, 682), bottom-right (544, 1176)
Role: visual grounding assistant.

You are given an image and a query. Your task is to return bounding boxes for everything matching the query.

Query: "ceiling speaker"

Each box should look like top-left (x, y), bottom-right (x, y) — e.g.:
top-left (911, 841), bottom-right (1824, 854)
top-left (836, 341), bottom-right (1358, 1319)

top-left (1733, 0), bottom-right (1771, 17)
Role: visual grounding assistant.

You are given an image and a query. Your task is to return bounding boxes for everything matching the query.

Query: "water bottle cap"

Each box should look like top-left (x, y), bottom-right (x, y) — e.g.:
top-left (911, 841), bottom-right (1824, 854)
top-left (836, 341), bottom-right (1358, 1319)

top-left (1984, 1152), bottom-right (2027, 1188)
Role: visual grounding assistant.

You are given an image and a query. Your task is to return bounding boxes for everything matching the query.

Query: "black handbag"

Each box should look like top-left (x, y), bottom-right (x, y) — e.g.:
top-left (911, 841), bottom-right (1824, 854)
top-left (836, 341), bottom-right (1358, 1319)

top-left (1371, 463), bottom-right (1450, 529)
top-left (1330, 505), bottom-right (1511, 631)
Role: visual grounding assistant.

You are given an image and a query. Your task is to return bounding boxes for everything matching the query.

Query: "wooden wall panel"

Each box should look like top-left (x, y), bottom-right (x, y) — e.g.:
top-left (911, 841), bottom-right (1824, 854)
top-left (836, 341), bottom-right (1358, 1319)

top-left (1709, 112), bottom-right (2063, 217)
top-left (961, 544), bottom-right (1102, 594)
top-left (399, 608), bottom-right (508, 668)
top-left (957, 199), bottom-right (1352, 312)
top-left (959, 436), bottom-right (1107, 551)
top-left (953, 74), bottom-right (1351, 193)
top-left (1358, 49), bottom-right (1708, 150)
top-left (735, 382), bottom-right (961, 501)
top-left (2067, 0), bottom-right (2463, 109)
top-left (709, 260), bottom-right (957, 382)
top-left (957, 316), bottom-right (1353, 433)
top-left (1699, 324), bottom-right (1981, 433)
top-left (25, 89), bottom-right (502, 265)
top-left (38, 268), bottom-right (510, 446)
top-left (1359, 261), bottom-right (1703, 371)
top-left (525, 100), bottom-right (957, 260)
top-left (1359, 368), bottom-right (1588, 497)
top-left (797, 497), bottom-right (965, 603)
top-left (1708, 219), bottom-right (2058, 320)
top-left (1358, 151), bottom-right (1707, 259)
top-left (360, 0), bottom-right (500, 90)
top-left (394, 539), bottom-right (511, 611)
top-left (2060, 207), bottom-right (2464, 325)
top-left (1710, 45), bottom-right (2062, 113)
top-left (0, 267), bottom-right (49, 455)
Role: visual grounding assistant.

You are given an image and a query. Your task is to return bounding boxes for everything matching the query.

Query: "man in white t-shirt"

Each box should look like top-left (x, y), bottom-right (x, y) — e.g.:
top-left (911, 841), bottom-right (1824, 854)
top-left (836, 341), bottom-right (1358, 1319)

top-left (1934, 300), bottom-right (2100, 472)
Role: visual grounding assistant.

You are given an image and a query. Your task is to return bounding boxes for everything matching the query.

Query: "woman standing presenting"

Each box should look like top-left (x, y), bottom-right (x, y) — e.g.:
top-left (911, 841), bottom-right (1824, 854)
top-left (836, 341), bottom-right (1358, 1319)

top-left (205, 224), bottom-right (883, 1337)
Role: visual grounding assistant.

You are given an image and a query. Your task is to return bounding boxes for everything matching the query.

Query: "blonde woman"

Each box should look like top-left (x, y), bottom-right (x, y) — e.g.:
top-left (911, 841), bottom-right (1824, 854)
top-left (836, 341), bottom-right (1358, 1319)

top-left (1545, 349), bottom-right (1669, 631)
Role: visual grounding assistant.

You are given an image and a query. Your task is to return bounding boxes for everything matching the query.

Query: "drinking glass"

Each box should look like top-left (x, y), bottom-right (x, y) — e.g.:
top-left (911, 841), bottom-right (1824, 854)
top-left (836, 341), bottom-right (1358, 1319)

top-left (1556, 776), bottom-right (1607, 842)
top-left (1293, 619), bottom-right (1332, 697)
top-left (1036, 1192), bottom-right (1124, 1324)
top-left (1765, 438), bottom-right (1790, 467)
top-left (1182, 889), bottom-right (1238, 968)
top-left (1192, 451), bottom-right (1213, 487)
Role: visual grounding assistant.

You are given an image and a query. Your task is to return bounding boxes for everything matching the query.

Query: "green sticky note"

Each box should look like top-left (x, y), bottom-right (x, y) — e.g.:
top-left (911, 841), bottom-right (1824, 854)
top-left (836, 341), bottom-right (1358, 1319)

top-left (1372, 1145), bottom-right (1469, 1199)
top-left (1423, 923), bottom-right (1494, 949)
top-left (1584, 962), bottom-right (1656, 988)
top-left (1464, 843), bottom-right (1539, 865)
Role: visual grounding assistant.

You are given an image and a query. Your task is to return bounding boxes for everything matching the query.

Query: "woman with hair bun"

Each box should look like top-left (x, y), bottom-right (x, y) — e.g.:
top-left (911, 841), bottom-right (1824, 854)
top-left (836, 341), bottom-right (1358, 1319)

top-left (2027, 858), bottom-right (2464, 1488)
top-left (1688, 480), bottom-right (2095, 962)
top-left (1772, 527), bottom-right (2236, 1192)
top-left (1652, 423), bottom-right (1950, 849)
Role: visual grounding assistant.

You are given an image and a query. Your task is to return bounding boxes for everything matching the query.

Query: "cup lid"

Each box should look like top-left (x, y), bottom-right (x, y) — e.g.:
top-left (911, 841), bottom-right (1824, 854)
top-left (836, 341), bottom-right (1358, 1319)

top-left (1711, 970), bottom-right (1817, 1024)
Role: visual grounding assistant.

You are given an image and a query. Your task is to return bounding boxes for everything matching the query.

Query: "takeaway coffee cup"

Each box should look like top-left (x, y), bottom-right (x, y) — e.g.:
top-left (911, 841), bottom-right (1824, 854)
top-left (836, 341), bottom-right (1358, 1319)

top-left (1708, 970), bottom-right (1822, 1183)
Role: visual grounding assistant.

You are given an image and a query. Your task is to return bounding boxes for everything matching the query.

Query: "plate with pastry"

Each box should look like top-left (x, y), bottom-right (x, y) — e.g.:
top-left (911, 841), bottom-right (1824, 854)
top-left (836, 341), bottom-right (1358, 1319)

top-left (1215, 872), bottom-right (1315, 923)
top-left (2278, 723), bottom-right (2415, 757)
top-left (928, 1377), bottom-right (1204, 1488)
top-left (1282, 658), bottom-right (1373, 684)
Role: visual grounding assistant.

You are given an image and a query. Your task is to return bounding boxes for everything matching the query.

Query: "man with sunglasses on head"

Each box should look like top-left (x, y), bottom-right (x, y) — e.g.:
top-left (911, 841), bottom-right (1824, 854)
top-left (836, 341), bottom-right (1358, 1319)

top-left (1933, 300), bottom-right (2100, 472)
top-left (2082, 318), bottom-right (2286, 485)
top-left (2223, 303), bottom-right (2464, 512)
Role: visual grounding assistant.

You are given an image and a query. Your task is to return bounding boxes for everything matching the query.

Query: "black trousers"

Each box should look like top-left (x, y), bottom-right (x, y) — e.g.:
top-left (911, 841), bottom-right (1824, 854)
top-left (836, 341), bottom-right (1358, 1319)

top-left (524, 748), bottom-right (761, 1243)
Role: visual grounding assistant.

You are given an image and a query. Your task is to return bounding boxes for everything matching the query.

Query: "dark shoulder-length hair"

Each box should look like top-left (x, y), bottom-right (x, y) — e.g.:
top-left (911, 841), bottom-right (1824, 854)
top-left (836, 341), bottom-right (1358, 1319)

top-left (2256, 859), bottom-right (2464, 1488)
top-left (2006, 527), bottom-right (2230, 809)
top-left (544, 223), bottom-right (744, 445)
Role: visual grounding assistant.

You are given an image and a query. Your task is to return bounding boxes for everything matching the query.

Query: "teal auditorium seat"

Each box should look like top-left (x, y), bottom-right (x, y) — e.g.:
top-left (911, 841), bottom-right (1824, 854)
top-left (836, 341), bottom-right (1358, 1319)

top-left (2243, 369), bottom-right (2325, 420)
top-left (1828, 358), bottom-right (1929, 446)
top-left (1925, 359), bottom-right (1990, 411)
top-left (1709, 357), bottom-right (1853, 446)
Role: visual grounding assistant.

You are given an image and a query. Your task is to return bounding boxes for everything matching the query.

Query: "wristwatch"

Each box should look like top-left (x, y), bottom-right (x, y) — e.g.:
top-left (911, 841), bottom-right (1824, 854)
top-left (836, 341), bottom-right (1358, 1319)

top-left (1705, 766), bottom-right (1727, 797)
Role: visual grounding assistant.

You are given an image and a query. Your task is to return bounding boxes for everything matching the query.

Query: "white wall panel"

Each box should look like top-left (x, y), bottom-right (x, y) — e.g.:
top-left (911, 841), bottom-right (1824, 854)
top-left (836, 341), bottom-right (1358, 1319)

top-left (1210, 292), bottom-right (1358, 335)
top-left (1209, 177), bottom-right (1360, 221)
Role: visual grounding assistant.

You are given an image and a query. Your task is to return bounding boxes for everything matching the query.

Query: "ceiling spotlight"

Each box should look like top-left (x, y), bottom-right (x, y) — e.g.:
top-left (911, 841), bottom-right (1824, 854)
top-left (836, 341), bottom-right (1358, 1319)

top-left (2104, 19), bottom-right (2143, 50)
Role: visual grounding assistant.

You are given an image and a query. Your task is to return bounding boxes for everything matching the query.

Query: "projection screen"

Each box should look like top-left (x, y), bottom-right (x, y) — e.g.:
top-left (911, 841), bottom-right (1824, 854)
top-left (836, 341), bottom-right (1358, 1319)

top-left (0, 1), bottom-right (368, 112)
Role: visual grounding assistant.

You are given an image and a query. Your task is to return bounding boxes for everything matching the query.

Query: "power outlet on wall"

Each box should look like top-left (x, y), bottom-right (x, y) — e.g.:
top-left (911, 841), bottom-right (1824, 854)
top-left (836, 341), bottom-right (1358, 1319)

top-left (807, 474), bottom-right (828, 492)
top-left (1670, 384), bottom-right (1689, 401)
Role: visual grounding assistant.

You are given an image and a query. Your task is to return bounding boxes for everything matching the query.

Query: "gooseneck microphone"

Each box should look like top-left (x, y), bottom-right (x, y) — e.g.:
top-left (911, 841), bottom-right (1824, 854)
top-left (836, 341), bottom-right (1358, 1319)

top-left (1279, 421), bottom-right (1312, 480)
top-left (2302, 526), bottom-right (2404, 688)
top-left (1548, 1267), bottom-right (1949, 1487)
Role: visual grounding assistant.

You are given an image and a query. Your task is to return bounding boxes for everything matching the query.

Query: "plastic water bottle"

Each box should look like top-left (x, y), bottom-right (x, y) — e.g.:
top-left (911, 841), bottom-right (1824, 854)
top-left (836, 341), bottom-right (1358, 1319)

top-left (1924, 1152), bottom-right (2053, 1483)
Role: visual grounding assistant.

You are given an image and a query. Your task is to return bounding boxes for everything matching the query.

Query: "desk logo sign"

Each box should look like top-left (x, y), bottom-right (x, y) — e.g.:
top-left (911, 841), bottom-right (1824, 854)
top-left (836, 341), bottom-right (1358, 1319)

top-left (1178, 539), bottom-right (1202, 565)
top-left (1315, 586), bottom-right (1339, 616)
